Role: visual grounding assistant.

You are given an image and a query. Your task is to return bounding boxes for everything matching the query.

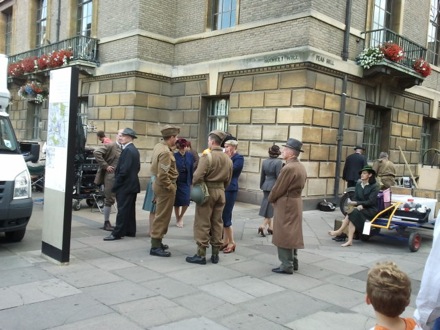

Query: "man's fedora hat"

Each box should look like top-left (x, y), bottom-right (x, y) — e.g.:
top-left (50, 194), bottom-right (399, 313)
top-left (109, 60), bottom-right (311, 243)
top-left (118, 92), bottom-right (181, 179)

top-left (354, 145), bottom-right (365, 150)
top-left (283, 138), bottom-right (304, 152)
top-left (161, 125), bottom-right (180, 137)
top-left (121, 128), bottom-right (137, 138)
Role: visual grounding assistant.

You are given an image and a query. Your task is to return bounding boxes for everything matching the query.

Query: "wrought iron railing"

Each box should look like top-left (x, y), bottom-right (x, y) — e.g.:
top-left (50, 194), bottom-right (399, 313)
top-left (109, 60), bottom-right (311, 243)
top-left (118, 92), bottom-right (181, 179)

top-left (363, 28), bottom-right (427, 70)
top-left (7, 36), bottom-right (99, 65)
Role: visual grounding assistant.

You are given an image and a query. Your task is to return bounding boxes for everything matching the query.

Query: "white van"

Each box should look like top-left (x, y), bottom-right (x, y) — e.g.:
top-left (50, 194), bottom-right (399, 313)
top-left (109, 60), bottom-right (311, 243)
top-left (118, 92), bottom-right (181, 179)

top-left (0, 54), bottom-right (39, 242)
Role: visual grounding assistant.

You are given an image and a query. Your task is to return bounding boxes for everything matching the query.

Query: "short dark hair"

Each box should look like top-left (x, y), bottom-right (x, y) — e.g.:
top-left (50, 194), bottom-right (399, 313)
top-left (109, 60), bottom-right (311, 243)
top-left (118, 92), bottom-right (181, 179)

top-left (209, 133), bottom-right (222, 145)
top-left (97, 131), bottom-right (105, 138)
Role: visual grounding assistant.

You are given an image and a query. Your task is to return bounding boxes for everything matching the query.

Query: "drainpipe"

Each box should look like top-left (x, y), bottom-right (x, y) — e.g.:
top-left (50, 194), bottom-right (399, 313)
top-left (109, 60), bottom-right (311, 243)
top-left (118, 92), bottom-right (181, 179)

top-left (334, 0), bottom-right (352, 199)
top-left (56, 0), bottom-right (61, 42)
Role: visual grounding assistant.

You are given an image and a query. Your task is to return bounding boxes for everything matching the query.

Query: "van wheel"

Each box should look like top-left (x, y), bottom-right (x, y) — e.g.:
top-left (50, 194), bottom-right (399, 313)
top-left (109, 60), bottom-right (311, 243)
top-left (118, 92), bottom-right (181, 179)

top-left (73, 200), bottom-right (81, 211)
top-left (5, 229), bottom-right (26, 242)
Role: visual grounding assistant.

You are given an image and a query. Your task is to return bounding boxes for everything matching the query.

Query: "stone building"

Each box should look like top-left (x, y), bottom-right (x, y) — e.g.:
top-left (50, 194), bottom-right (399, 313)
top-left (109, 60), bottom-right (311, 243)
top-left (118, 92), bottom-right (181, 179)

top-left (1, 0), bottom-right (439, 206)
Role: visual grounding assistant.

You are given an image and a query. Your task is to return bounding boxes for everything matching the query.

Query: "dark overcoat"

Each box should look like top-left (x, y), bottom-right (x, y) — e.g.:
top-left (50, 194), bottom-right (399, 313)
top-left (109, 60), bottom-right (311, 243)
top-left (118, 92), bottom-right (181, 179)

top-left (268, 158), bottom-right (307, 249)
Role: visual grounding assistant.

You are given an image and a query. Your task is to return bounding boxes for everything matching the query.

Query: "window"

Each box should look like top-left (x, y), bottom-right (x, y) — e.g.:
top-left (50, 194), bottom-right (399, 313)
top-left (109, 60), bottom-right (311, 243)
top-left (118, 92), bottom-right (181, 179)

top-left (420, 118), bottom-right (439, 165)
top-left (36, 0), bottom-right (47, 47)
top-left (211, 0), bottom-right (237, 30)
top-left (363, 107), bottom-right (391, 161)
top-left (4, 9), bottom-right (12, 55)
top-left (427, 0), bottom-right (440, 65)
top-left (368, 0), bottom-right (403, 47)
top-left (27, 104), bottom-right (42, 140)
top-left (77, 0), bottom-right (93, 37)
top-left (208, 99), bottom-right (229, 132)
top-left (363, 108), bottom-right (382, 161)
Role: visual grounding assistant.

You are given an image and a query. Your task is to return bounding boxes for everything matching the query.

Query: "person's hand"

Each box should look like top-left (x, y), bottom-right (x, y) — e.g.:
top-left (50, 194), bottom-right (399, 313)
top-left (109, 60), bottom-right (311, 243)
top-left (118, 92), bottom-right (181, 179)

top-left (348, 201), bottom-right (357, 205)
top-left (106, 166), bottom-right (115, 173)
top-left (356, 205), bottom-right (363, 211)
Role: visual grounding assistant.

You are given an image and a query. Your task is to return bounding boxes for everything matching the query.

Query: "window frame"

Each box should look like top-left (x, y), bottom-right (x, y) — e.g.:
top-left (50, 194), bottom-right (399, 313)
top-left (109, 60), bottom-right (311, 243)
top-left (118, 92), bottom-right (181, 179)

top-left (35, 0), bottom-right (47, 47)
top-left (207, 98), bottom-right (229, 133)
top-left (209, 0), bottom-right (238, 31)
top-left (4, 9), bottom-right (12, 55)
top-left (427, 0), bottom-right (440, 66)
top-left (77, 0), bottom-right (93, 37)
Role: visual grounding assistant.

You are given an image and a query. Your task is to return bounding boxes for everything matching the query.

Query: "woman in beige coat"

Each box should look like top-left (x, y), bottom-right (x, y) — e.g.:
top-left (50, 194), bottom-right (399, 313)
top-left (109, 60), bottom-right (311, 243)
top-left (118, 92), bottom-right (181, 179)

top-left (268, 138), bottom-right (307, 274)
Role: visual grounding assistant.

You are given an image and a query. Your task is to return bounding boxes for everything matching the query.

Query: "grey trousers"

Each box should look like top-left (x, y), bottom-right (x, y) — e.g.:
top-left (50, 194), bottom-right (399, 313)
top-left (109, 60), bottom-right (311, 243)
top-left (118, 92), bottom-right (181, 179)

top-left (277, 247), bottom-right (298, 271)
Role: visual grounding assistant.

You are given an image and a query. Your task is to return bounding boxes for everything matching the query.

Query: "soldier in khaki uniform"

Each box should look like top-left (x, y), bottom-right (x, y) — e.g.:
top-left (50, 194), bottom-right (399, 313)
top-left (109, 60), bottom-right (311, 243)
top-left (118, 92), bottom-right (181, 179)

top-left (150, 125), bottom-right (180, 257)
top-left (186, 130), bottom-right (233, 265)
top-left (372, 152), bottom-right (396, 189)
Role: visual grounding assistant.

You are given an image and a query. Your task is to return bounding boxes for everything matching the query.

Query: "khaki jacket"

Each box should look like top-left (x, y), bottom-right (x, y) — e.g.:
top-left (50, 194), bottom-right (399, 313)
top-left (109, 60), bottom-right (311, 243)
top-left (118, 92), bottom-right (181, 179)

top-left (151, 141), bottom-right (178, 190)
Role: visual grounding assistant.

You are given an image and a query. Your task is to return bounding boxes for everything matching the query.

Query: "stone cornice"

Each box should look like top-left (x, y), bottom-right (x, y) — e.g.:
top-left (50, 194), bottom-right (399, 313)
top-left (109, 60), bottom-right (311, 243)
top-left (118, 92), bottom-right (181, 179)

top-left (82, 70), bottom-right (208, 84)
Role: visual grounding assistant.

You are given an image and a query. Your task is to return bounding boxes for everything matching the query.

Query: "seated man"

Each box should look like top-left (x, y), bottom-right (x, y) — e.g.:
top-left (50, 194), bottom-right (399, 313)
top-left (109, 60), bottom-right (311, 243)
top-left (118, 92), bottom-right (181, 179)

top-left (329, 166), bottom-right (380, 247)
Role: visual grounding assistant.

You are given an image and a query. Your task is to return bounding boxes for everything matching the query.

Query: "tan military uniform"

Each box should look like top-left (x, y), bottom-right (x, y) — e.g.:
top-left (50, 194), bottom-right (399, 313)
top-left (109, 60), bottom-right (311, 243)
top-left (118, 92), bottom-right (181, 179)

top-left (150, 141), bottom-right (178, 247)
top-left (192, 146), bottom-right (232, 255)
top-left (373, 158), bottom-right (396, 189)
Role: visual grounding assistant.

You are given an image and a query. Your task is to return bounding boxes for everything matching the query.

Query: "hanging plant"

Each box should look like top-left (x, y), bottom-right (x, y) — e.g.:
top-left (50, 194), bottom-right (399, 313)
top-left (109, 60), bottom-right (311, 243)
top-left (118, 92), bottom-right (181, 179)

top-left (18, 81), bottom-right (49, 104)
top-left (356, 47), bottom-right (384, 69)
top-left (413, 58), bottom-right (432, 77)
top-left (380, 42), bottom-right (405, 62)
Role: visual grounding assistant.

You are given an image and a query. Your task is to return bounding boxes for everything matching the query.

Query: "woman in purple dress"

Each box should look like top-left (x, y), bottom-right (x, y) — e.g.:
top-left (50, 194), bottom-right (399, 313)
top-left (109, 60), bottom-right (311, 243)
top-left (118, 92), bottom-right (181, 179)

top-left (174, 138), bottom-right (194, 228)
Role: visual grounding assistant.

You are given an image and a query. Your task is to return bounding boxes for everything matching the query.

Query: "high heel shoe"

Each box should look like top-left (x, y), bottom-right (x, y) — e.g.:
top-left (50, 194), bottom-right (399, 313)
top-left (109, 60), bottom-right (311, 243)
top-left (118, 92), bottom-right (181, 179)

top-left (267, 228), bottom-right (273, 235)
top-left (258, 227), bottom-right (266, 237)
top-left (223, 243), bottom-right (236, 254)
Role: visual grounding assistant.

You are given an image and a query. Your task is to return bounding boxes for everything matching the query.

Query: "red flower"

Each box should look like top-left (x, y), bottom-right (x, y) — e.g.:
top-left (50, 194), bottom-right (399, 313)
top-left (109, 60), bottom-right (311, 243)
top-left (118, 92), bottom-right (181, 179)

top-left (413, 58), bottom-right (432, 77)
top-left (37, 54), bottom-right (50, 70)
top-left (380, 42), bottom-right (405, 62)
top-left (8, 62), bottom-right (24, 77)
top-left (20, 56), bottom-right (38, 73)
top-left (48, 49), bottom-right (73, 68)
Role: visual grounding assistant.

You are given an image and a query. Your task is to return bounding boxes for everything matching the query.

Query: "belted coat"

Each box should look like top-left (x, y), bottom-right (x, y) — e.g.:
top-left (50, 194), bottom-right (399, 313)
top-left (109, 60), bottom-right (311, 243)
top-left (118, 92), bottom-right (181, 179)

top-left (268, 158), bottom-right (307, 249)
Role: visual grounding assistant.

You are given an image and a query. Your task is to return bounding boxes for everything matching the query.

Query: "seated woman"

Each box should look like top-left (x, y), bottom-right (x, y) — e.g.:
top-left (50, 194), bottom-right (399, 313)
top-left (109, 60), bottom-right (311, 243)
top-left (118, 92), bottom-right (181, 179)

top-left (329, 166), bottom-right (380, 247)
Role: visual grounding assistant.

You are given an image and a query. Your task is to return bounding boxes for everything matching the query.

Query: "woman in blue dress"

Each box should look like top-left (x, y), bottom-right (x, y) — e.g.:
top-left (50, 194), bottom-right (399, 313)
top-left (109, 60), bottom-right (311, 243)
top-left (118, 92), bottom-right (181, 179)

top-left (174, 138), bottom-right (194, 228)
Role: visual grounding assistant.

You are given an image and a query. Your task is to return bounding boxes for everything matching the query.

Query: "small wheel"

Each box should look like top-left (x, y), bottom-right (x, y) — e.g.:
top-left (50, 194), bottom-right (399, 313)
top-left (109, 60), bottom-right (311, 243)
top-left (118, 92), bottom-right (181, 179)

top-left (86, 198), bottom-right (94, 207)
top-left (73, 200), bottom-right (81, 211)
top-left (408, 232), bottom-right (421, 252)
top-left (96, 197), bottom-right (105, 209)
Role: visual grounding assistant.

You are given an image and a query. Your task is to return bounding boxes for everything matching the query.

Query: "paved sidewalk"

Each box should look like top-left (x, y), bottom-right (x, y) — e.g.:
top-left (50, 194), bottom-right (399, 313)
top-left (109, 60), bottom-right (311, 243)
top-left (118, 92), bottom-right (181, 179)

top-left (0, 192), bottom-right (434, 330)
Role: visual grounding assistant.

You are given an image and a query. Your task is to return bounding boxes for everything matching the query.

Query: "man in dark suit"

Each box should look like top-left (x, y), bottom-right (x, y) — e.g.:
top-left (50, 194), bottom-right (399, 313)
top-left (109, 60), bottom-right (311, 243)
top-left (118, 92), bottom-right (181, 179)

top-left (104, 128), bottom-right (140, 241)
top-left (342, 146), bottom-right (368, 188)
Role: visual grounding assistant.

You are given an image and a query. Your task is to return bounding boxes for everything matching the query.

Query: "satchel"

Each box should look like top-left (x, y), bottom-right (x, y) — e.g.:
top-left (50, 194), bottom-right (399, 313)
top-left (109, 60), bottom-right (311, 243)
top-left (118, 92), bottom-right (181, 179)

top-left (191, 152), bottom-right (212, 205)
top-left (317, 199), bottom-right (336, 212)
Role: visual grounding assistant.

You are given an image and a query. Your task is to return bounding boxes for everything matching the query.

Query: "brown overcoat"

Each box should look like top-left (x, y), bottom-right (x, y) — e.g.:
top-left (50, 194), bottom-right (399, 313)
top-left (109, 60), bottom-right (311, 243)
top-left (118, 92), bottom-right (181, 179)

top-left (268, 158), bottom-right (307, 249)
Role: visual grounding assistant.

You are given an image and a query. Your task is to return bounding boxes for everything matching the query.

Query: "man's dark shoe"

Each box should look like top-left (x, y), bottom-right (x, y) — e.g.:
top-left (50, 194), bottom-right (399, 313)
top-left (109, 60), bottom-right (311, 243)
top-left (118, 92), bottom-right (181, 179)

top-left (211, 254), bottom-right (219, 264)
top-left (293, 260), bottom-right (299, 271)
top-left (161, 243), bottom-right (169, 250)
top-left (100, 222), bottom-right (114, 231)
top-left (334, 235), bottom-right (347, 242)
top-left (125, 233), bottom-right (136, 237)
top-left (272, 267), bottom-right (293, 275)
top-left (150, 247), bottom-right (171, 257)
top-left (103, 234), bottom-right (121, 241)
top-left (186, 255), bottom-right (207, 265)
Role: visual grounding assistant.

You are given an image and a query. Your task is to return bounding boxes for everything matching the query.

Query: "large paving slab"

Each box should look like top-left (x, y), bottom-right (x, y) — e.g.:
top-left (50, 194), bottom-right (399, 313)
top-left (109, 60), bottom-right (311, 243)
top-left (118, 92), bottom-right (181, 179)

top-left (0, 191), bottom-right (435, 329)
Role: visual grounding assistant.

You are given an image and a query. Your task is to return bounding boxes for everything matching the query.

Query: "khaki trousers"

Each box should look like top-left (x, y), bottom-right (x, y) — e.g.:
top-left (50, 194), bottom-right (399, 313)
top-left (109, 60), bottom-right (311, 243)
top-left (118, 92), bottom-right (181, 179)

top-left (194, 187), bottom-right (225, 249)
top-left (151, 182), bottom-right (176, 244)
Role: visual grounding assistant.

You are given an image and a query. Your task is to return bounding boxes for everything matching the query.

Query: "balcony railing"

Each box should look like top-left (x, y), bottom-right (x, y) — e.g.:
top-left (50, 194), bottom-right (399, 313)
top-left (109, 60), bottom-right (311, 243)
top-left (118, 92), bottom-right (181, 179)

top-left (363, 28), bottom-right (427, 70)
top-left (7, 36), bottom-right (99, 66)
